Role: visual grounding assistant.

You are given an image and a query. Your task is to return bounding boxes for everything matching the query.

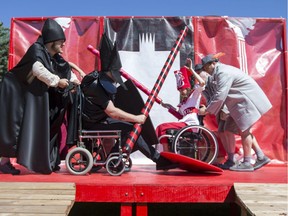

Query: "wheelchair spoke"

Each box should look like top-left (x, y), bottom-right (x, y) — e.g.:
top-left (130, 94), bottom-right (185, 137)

top-left (172, 125), bottom-right (219, 164)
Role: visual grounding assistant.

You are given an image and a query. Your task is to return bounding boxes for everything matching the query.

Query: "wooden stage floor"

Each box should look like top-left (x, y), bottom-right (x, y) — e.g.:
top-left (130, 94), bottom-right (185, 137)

top-left (0, 162), bottom-right (287, 216)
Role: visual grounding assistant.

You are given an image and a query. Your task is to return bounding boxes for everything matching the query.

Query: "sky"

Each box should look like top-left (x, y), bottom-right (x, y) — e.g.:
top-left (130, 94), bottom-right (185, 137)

top-left (1, 0), bottom-right (287, 28)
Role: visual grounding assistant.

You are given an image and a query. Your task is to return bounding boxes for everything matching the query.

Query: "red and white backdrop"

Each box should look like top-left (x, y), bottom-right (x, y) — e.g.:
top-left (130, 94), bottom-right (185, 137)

top-left (8, 16), bottom-right (287, 163)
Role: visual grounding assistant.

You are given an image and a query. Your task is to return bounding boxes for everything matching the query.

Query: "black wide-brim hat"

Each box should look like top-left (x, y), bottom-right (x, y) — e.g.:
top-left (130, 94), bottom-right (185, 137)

top-left (42, 18), bottom-right (66, 44)
top-left (99, 33), bottom-right (127, 90)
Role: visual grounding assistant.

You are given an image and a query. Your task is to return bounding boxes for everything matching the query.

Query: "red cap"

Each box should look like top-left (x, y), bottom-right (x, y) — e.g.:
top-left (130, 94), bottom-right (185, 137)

top-left (174, 67), bottom-right (191, 90)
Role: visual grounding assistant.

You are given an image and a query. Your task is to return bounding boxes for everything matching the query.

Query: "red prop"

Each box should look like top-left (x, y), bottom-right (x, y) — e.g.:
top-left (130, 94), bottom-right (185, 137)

top-left (161, 152), bottom-right (223, 173)
top-left (87, 44), bottom-right (100, 57)
top-left (124, 27), bottom-right (188, 153)
top-left (119, 70), bottom-right (162, 104)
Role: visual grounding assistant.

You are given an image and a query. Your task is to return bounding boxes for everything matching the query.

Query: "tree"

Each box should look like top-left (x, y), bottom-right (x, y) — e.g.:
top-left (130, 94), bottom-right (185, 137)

top-left (0, 21), bottom-right (9, 81)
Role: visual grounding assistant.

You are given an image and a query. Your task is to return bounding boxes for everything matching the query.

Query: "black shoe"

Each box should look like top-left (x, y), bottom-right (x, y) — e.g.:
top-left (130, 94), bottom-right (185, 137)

top-left (52, 165), bottom-right (61, 172)
top-left (156, 156), bottom-right (178, 170)
top-left (0, 162), bottom-right (20, 175)
top-left (90, 165), bottom-right (103, 173)
top-left (216, 160), bottom-right (235, 170)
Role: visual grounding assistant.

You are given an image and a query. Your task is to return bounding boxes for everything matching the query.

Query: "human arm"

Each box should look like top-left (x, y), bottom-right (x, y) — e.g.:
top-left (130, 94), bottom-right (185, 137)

top-left (69, 72), bottom-right (81, 85)
top-left (185, 58), bottom-right (205, 87)
top-left (68, 61), bottom-right (86, 85)
top-left (161, 102), bottom-right (183, 119)
top-left (200, 104), bottom-right (230, 121)
top-left (206, 68), bottom-right (232, 115)
top-left (161, 102), bottom-right (175, 110)
top-left (32, 61), bottom-right (69, 88)
top-left (104, 100), bottom-right (146, 124)
top-left (69, 61), bottom-right (86, 78)
top-left (219, 105), bottom-right (230, 121)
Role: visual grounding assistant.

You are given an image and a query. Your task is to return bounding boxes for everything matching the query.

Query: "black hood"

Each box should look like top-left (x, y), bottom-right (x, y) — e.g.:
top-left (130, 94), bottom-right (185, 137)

top-left (99, 33), bottom-right (127, 90)
top-left (42, 18), bottom-right (66, 44)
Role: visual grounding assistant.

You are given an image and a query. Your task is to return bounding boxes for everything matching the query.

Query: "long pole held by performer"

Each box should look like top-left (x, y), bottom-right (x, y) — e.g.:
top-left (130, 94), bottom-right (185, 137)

top-left (124, 26), bottom-right (188, 153)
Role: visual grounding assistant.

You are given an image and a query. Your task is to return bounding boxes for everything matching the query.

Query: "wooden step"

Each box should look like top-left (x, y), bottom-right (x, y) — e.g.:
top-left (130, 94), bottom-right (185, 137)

top-left (0, 182), bottom-right (75, 216)
top-left (234, 183), bottom-right (288, 216)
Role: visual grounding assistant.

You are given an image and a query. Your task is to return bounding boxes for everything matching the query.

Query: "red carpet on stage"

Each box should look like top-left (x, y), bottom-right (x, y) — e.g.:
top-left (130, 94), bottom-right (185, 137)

top-left (1, 163), bottom-right (286, 200)
top-left (0, 162), bottom-right (287, 216)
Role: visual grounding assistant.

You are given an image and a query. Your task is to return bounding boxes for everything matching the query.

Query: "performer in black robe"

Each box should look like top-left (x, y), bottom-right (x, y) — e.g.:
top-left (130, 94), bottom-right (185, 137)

top-left (0, 18), bottom-right (80, 174)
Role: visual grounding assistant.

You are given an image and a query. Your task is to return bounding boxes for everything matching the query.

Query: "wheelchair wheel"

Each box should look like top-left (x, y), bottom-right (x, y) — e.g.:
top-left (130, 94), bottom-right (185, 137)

top-left (65, 147), bottom-right (93, 175)
top-left (171, 125), bottom-right (218, 164)
top-left (106, 155), bottom-right (125, 176)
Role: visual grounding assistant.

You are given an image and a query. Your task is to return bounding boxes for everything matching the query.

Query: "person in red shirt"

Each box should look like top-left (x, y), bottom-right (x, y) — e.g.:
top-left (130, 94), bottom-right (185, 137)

top-left (156, 58), bottom-right (205, 152)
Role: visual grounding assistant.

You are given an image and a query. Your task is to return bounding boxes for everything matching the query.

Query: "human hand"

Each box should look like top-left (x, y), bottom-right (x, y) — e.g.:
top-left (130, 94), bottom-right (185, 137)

top-left (186, 58), bottom-right (192, 69)
top-left (136, 114), bottom-right (147, 124)
top-left (220, 110), bottom-right (229, 121)
top-left (72, 79), bottom-right (81, 85)
top-left (161, 102), bottom-right (173, 109)
top-left (199, 105), bottom-right (207, 116)
top-left (58, 78), bottom-right (69, 88)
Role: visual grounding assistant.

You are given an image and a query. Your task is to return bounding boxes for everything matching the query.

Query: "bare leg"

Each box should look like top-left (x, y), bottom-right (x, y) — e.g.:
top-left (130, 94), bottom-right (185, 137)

top-left (251, 134), bottom-right (271, 169)
top-left (162, 143), bottom-right (170, 152)
top-left (229, 127), bottom-right (254, 171)
top-left (239, 128), bottom-right (253, 160)
top-left (218, 131), bottom-right (235, 156)
top-left (251, 135), bottom-right (260, 150)
top-left (251, 135), bottom-right (264, 159)
top-left (217, 131), bottom-right (236, 169)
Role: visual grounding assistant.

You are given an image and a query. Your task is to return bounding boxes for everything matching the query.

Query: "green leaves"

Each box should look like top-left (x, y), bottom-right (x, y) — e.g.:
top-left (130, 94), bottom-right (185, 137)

top-left (0, 21), bottom-right (9, 81)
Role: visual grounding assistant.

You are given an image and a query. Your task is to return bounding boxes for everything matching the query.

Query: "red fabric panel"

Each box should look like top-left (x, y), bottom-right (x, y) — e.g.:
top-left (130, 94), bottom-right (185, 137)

top-left (194, 16), bottom-right (287, 161)
top-left (9, 17), bottom-right (104, 76)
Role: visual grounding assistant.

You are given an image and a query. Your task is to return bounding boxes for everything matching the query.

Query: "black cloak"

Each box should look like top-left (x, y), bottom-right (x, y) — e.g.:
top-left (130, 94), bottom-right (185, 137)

top-left (0, 37), bottom-right (69, 174)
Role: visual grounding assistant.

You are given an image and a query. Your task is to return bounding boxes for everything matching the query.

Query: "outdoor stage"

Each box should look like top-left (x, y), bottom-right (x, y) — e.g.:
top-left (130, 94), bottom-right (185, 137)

top-left (0, 162), bottom-right (287, 216)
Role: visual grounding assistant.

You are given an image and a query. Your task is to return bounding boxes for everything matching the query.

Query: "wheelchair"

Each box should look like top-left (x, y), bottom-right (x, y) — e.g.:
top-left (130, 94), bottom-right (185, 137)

top-left (65, 86), bottom-right (132, 176)
top-left (158, 117), bottom-right (219, 164)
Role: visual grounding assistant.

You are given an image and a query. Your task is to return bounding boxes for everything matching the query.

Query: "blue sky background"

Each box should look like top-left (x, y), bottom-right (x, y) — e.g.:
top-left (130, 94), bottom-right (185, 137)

top-left (1, 0), bottom-right (287, 28)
